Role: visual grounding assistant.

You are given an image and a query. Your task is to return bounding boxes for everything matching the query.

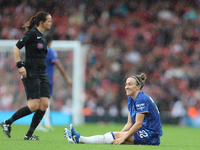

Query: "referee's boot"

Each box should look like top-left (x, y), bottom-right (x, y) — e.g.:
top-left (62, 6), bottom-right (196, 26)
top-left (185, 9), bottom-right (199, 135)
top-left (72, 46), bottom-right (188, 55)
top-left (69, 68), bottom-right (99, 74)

top-left (1, 120), bottom-right (11, 138)
top-left (24, 135), bottom-right (40, 140)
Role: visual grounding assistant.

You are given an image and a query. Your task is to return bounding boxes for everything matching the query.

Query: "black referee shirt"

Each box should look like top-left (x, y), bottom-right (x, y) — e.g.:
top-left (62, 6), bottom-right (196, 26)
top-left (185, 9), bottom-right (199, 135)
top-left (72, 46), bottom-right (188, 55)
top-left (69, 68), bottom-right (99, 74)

top-left (16, 28), bottom-right (48, 69)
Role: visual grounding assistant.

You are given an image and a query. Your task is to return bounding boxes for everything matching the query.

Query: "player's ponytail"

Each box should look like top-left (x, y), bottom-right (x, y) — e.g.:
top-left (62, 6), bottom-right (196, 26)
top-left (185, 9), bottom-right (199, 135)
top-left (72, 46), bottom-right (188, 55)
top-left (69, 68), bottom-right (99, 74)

top-left (23, 11), bottom-right (49, 31)
top-left (139, 73), bottom-right (147, 83)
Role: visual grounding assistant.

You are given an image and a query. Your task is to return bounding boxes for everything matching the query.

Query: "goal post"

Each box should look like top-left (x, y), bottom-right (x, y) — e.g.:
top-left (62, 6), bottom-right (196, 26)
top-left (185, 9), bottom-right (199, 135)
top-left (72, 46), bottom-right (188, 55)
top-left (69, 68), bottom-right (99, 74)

top-left (0, 40), bottom-right (88, 126)
top-left (51, 40), bottom-right (87, 126)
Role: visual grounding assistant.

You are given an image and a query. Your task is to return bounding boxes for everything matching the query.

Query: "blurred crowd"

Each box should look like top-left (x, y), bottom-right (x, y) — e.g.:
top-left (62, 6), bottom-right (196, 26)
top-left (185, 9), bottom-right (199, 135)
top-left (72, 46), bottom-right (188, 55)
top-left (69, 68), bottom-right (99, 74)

top-left (1, 0), bottom-right (200, 121)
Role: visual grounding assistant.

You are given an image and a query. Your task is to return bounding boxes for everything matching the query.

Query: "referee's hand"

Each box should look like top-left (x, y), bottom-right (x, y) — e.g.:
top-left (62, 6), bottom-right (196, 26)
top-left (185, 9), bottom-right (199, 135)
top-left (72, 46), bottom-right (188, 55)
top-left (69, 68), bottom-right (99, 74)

top-left (18, 67), bottom-right (27, 78)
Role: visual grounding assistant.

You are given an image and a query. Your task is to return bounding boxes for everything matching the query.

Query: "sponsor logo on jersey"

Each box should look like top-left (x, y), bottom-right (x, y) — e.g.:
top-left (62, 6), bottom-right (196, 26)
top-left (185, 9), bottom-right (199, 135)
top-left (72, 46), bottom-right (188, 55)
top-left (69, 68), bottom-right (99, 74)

top-left (37, 36), bottom-right (41, 39)
top-left (136, 103), bottom-right (145, 110)
top-left (37, 43), bottom-right (43, 49)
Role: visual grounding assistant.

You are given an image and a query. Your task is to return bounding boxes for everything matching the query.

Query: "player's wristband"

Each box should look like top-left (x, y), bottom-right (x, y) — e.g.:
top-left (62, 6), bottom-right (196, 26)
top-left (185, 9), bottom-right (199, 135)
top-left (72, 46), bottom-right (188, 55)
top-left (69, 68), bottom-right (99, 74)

top-left (16, 61), bottom-right (24, 68)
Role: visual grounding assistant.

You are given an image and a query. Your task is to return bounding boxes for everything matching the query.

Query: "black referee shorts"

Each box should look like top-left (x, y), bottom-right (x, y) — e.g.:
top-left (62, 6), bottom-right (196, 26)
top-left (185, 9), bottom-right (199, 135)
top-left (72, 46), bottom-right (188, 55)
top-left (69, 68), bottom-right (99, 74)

top-left (22, 68), bottom-right (50, 100)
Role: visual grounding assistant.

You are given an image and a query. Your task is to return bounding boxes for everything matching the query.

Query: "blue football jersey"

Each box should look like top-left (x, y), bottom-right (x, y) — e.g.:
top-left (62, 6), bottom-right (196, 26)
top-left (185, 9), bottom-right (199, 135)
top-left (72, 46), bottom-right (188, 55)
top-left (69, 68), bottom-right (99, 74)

top-left (45, 47), bottom-right (59, 85)
top-left (128, 91), bottom-right (163, 137)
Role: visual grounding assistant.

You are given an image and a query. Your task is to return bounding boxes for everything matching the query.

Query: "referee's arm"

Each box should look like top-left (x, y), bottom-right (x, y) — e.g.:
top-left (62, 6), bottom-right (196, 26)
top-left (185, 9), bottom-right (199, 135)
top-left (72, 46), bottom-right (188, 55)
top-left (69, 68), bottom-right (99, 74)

top-left (13, 46), bottom-right (21, 63)
top-left (14, 45), bottom-right (27, 78)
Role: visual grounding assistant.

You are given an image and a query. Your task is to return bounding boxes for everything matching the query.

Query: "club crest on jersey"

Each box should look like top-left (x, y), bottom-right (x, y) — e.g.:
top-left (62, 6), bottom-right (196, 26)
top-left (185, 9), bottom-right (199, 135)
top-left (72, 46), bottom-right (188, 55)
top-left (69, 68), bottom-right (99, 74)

top-left (37, 43), bottom-right (43, 49)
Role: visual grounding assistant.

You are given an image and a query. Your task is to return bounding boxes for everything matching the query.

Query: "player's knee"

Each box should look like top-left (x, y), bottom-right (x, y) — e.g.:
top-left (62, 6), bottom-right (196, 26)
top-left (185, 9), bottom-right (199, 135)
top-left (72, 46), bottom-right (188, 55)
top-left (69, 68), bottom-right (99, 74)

top-left (113, 132), bottom-right (127, 139)
top-left (40, 101), bottom-right (48, 111)
top-left (28, 102), bottom-right (40, 112)
top-left (43, 103), bottom-right (49, 110)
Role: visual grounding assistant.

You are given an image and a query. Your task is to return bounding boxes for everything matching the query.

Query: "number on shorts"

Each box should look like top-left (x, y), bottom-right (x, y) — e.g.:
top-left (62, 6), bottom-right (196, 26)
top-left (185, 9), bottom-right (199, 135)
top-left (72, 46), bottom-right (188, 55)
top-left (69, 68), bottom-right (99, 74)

top-left (139, 130), bottom-right (148, 138)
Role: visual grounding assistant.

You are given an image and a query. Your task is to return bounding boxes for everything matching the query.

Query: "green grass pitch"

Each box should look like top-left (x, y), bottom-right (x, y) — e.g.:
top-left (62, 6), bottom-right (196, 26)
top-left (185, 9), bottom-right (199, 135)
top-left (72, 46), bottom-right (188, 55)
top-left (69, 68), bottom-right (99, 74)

top-left (0, 123), bottom-right (200, 150)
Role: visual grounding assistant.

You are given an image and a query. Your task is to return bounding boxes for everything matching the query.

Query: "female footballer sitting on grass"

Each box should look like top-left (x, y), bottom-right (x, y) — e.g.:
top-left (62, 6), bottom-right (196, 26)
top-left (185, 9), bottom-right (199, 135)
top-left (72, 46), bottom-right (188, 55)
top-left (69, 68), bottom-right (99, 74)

top-left (64, 73), bottom-right (163, 145)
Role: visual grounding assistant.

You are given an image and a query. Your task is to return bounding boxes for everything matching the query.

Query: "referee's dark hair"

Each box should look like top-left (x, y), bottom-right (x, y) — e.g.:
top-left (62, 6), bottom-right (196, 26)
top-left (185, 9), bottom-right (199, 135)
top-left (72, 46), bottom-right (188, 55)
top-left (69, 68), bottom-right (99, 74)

top-left (45, 34), bottom-right (53, 44)
top-left (23, 11), bottom-right (49, 31)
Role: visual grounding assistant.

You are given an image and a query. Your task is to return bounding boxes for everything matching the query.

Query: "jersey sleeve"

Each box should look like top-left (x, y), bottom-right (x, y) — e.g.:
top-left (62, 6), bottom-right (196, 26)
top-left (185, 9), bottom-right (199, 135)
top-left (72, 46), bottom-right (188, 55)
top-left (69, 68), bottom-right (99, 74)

top-left (51, 49), bottom-right (59, 63)
top-left (16, 30), bottom-right (33, 49)
top-left (127, 96), bottom-right (132, 112)
top-left (135, 98), bottom-right (149, 114)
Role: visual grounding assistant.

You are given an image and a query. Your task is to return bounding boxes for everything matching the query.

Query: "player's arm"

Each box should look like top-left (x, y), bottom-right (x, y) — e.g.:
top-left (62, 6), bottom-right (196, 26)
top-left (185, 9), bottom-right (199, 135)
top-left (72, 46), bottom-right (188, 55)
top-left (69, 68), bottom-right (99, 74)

top-left (121, 111), bottom-right (133, 132)
top-left (113, 113), bottom-right (145, 145)
top-left (54, 61), bottom-right (72, 86)
top-left (13, 45), bottom-right (27, 78)
top-left (124, 113), bottom-right (144, 139)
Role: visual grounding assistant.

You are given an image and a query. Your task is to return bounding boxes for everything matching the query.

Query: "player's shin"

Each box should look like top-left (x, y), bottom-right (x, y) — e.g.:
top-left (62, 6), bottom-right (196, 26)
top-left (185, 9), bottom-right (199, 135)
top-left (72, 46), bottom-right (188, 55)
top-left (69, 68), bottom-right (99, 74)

top-left (80, 132), bottom-right (115, 144)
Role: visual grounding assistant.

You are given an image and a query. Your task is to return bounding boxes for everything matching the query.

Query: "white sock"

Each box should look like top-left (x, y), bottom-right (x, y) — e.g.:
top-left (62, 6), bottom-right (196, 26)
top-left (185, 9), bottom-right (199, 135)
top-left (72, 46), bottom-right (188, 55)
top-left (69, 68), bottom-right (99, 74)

top-left (37, 122), bottom-right (42, 128)
top-left (44, 98), bottom-right (51, 127)
top-left (79, 132), bottom-right (115, 144)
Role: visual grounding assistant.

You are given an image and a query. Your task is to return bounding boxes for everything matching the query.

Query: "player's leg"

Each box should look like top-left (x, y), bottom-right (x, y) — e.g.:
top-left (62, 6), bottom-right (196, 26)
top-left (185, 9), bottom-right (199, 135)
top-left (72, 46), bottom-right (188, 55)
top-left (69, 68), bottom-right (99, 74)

top-left (113, 131), bottom-right (134, 145)
top-left (1, 106), bottom-right (32, 138)
top-left (65, 124), bottom-right (115, 144)
top-left (44, 100), bottom-right (50, 127)
top-left (1, 76), bottom-right (35, 138)
top-left (36, 98), bottom-right (52, 132)
top-left (44, 97), bottom-right (54, 130)
top-left (79, 131), bottom-right (134, 145)
top-left (36, 122), bottom-right (48, 132)
top-left (79, 132), bottom-right (115, 144)
top-left (36, 99), bottom-right (50, 132)
top-left (24, 98), bottom-right (48, 140)
top-left (25, 75), bottom-right (50, 140)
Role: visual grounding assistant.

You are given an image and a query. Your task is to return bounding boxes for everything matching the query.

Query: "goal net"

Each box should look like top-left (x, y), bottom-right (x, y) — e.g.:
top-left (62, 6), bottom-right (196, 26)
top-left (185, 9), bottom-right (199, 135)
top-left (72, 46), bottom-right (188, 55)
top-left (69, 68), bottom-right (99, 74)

top-left (0, 40), bottom-right (88, 126)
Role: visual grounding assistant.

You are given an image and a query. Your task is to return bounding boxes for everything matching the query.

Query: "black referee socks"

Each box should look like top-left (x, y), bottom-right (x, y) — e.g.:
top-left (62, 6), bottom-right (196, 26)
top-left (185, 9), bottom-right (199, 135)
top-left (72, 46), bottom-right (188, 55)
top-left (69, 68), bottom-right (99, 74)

top-left (26, 110), bottom-right (45, 136)
top-left (5, 106), bottom-right (32, 125)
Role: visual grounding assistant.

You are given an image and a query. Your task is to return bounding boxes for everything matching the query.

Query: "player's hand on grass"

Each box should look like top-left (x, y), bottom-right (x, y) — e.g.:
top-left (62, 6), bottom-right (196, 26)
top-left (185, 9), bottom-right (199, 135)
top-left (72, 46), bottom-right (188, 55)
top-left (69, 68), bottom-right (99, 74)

top-left (113, 137), bottom-right (125, 145)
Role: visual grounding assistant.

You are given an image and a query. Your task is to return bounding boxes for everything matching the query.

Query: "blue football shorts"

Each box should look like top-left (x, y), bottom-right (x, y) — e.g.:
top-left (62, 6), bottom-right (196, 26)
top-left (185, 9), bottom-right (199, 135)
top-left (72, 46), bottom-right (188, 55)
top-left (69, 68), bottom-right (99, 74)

top-left (134, 128), bottom-right (161, 145)
top-left (49, 84), bottom-right (53, 96)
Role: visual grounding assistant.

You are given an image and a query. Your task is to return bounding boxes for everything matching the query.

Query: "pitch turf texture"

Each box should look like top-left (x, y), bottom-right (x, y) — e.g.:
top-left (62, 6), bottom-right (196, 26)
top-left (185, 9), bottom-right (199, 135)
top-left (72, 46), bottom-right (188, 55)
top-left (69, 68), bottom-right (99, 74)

top-left (1, 124), bottom-right (199, 150)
